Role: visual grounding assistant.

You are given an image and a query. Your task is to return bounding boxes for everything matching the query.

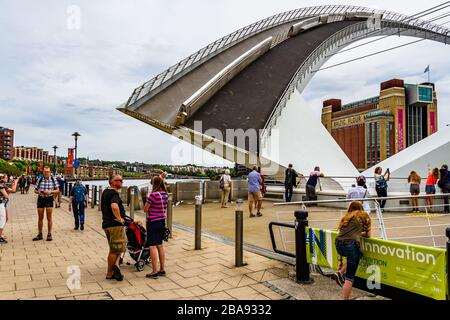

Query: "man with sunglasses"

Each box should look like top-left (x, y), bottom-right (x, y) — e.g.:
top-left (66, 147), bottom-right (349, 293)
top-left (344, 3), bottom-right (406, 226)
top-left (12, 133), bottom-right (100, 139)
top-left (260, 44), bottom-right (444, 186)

top-left (101, 175), bottom-right (127, 281)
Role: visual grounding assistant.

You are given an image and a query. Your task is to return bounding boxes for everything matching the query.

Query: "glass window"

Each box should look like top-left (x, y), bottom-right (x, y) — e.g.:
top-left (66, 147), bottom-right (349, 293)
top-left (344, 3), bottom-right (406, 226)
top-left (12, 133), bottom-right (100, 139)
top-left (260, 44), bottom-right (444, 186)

top-left (418, 86), bottom-right (433, 103)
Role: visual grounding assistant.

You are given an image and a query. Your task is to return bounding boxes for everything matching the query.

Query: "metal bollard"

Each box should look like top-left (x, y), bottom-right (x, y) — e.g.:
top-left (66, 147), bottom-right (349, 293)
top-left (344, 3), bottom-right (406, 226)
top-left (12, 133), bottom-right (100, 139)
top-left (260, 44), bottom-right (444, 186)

top-left (68, 183), bottom-right (73, 197)
top-left (98, 186), bottom-right (103, 211)
top-left (91, 186), bottom-right (97, 209)
top-left (86, 185), bottom-right (90, 198)
top-left (167, 193), bottom-right (173, 239)
top-left (235, 199), bottom-right (246, 267)
top-left (195, 195), bottom-right (202, 250)
top-left (446, 228), bottom-right (450, 300)
top-left (130, 188), bottom-right (135, 220)
top-left (294, 210), bottom-right (313, 284)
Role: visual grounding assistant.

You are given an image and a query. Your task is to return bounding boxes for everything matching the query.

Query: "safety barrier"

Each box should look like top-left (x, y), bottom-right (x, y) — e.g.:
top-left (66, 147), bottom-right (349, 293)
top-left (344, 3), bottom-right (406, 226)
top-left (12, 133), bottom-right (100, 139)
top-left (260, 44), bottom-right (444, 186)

top-left (269, 208), bottom-right (450, 300)
top-left (274, 194), bottom-right (450, 249)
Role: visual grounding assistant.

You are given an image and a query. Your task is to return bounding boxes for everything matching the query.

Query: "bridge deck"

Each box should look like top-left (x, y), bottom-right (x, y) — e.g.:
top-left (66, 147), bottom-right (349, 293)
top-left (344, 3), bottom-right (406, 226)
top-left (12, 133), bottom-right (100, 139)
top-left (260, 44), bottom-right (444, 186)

top-left (185, 21), bottom-right (358, 140)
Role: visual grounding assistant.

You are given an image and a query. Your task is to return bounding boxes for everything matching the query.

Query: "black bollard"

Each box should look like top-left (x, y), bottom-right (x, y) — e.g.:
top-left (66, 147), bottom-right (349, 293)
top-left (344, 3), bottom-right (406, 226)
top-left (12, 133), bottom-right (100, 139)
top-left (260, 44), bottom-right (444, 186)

top-left (294, 210), bottom-right (313, 284)
top-left (68, 183), bottom-right (73, 198)
top-left (235, 199), bottom-right (246, 267)
top-left (195, 196), bottom-right (202, 250)
top-left (446, 228), bottom-right (450, 300)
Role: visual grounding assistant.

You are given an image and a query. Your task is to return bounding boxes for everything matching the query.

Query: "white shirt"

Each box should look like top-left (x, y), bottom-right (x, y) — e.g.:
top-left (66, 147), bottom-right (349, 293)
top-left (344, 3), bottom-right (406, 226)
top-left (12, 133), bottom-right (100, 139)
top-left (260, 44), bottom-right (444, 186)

top-left (347, 186), bottom-right (371, 213)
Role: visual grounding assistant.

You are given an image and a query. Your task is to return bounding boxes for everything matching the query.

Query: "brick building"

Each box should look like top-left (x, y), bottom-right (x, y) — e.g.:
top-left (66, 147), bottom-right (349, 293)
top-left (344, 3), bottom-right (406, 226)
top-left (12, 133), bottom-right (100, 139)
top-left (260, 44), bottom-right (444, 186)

top-left (0, 127), bottom-right (14, 161)
top-left (321, 79), bottom-right (438, 170)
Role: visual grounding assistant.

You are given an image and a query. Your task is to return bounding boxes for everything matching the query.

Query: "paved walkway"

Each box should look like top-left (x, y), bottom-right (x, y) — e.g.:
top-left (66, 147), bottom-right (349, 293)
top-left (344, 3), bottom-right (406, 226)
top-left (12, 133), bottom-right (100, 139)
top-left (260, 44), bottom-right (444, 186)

top-left (171, 201), bottom-right (450, 250)
top-left (0, 192), bottom-right (293, 300)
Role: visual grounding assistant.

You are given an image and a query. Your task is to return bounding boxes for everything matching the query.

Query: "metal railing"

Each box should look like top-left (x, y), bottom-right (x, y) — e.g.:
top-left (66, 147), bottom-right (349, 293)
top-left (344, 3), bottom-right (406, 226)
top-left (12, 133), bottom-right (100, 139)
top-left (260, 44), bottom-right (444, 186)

top-left (124, 5), bottom-right (449, 110)
top-left (260, 16), bottom-right (449, 144)
top-left (272, 194), bottom-right (450, 250)
top-left (264, 175), bottom-right (415, 193)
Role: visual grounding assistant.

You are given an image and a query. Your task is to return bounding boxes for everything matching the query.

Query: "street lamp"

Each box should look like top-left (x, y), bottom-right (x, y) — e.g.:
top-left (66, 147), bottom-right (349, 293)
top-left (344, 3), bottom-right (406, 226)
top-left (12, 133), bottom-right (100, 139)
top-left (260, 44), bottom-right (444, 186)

top-left (52, 145), bottom-right (58, 175)
top-left (72, 132), bottom-right (81, 177)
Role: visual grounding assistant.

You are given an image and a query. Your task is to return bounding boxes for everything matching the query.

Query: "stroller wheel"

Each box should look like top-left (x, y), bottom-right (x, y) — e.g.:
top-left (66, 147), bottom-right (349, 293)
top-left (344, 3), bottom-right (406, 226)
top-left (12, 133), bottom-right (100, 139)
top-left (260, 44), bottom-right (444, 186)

top-left (135, 260), bottom-right (145, 272)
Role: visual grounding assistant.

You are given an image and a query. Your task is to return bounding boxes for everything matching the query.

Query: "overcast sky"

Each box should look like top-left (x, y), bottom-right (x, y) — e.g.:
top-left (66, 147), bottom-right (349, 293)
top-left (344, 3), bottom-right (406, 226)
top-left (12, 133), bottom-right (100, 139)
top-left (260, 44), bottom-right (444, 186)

top-left (1, 0), bottom-right (449, 165)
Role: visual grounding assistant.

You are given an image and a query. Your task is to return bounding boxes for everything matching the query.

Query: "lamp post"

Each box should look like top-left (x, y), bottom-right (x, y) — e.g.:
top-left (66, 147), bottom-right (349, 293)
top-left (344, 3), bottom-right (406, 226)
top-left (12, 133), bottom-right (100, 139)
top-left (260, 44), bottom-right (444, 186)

top-left (72, 132), bottom-right (81, 177)
top-left (52, 145), bottom-right (58, 175)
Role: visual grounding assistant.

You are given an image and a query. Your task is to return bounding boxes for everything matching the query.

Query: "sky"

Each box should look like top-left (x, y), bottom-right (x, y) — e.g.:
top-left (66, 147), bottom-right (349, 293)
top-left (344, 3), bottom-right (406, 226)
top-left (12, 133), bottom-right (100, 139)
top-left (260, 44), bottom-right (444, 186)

top-left (1, 0), bottom-right (449, 166)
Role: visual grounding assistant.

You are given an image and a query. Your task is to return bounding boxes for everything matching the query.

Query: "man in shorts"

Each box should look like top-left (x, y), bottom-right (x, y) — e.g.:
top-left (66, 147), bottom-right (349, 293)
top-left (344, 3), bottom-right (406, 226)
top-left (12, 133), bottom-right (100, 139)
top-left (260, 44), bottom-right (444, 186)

top-left (101, 175), bottom-right (127, 281)
top-left (33, 167), bottom-right (59, 241)
top-left (247, 166), bottom-right (263, 218)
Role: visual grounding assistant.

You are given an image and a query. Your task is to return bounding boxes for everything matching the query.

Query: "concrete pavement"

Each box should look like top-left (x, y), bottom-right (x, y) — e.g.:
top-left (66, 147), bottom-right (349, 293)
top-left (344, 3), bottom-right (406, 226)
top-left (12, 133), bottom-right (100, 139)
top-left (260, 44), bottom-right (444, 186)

top-left (0, 192), bottom-right (294, 300)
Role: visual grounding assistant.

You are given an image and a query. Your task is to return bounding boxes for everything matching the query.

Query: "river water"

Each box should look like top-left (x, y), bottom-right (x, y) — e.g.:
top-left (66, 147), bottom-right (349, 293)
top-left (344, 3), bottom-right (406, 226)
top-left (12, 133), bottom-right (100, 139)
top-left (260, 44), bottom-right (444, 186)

top-left (80, 178), bottom-right (209, 189)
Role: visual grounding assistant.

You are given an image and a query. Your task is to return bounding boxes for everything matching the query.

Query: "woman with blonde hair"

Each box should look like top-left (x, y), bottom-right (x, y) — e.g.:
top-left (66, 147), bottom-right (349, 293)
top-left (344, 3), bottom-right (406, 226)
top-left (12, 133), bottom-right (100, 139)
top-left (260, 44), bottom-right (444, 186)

top-left (408, 171), bottom-right (421, 212)
top-left (333, 201), bottom-right (371, 300)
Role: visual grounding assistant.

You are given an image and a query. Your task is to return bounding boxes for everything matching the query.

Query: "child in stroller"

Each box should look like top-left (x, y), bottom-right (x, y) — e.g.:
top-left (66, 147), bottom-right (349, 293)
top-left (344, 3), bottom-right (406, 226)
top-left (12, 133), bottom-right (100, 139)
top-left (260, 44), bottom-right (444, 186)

top-left (120, 216), bottom-right (150, 271)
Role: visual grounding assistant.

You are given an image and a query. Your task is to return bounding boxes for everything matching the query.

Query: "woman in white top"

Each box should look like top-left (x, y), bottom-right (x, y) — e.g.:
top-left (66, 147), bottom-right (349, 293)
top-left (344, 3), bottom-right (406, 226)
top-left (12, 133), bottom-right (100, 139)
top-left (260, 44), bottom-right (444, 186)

top-left (347, 176), bottom-right (371, 214)
top-left (220, 169), bottom-right (232, 208)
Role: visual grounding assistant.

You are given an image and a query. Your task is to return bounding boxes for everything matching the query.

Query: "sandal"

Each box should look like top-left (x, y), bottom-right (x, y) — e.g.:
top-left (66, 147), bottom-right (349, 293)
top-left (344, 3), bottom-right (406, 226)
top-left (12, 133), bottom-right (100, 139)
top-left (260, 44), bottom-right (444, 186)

top-left (257, 212), bottom-right (263, 217)
top-left (146, 273), bottom-right (158, 279)
top-left (46, 234), bottom-right (53, 241)
top-left (249, 214), bottom-right (256, 218)
top-left (157, 270), bottom-right (166, 276)
top-left (33, 233), bottom-right (43, 241)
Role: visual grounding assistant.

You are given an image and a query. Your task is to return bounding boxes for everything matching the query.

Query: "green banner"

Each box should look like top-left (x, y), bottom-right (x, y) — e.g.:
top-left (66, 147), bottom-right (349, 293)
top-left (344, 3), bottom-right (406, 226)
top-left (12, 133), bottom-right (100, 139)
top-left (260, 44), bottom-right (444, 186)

top-left (306, 227), bottom-right (447, 300)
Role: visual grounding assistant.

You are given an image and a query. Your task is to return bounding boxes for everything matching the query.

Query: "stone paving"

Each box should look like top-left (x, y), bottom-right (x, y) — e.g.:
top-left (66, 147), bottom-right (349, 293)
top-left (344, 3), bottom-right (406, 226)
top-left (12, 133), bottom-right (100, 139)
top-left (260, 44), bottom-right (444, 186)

top-left (0, 192), bottom-right (295, 300)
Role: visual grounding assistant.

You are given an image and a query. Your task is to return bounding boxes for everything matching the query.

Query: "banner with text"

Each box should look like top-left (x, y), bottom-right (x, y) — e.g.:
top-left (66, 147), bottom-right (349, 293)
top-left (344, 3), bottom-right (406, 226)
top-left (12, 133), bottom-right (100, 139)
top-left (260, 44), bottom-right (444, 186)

top-left (67, 148), bottom-right (74, 167)
top-left (306, 227), bottom-right (447, 300)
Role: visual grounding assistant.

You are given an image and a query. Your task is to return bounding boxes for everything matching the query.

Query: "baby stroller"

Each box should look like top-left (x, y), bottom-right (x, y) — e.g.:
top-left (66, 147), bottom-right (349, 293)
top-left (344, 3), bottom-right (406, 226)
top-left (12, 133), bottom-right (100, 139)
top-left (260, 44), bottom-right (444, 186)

top-left (120, 216), bottom-right (150, 271)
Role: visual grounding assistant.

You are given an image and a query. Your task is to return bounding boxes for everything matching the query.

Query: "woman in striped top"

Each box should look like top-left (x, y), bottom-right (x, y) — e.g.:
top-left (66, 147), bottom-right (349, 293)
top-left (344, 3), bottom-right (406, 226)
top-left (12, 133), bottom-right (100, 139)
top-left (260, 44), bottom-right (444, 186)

top-left (144, 176), bottom-right (168, 278)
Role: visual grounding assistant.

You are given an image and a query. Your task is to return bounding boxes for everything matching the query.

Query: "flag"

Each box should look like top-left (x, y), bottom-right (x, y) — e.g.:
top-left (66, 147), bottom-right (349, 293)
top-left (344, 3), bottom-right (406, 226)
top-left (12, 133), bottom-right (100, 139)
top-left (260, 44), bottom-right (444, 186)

top-left (67, 148), bottom-right (74, 166)
top-left (424, 65), bottom-right (430, 73)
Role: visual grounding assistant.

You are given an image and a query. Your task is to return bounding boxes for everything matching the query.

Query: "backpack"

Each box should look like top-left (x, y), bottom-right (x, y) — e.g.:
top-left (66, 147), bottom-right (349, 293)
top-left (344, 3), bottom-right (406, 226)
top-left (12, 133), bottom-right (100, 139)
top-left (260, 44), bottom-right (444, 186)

top-left (36, 176), bottom-right (56, 189)
top-left (219, 176), bottom-right (225, 190)
top-left (375, 176), bottom-right (388, 190)
top-left (73, 185), bottom-right (86, 203)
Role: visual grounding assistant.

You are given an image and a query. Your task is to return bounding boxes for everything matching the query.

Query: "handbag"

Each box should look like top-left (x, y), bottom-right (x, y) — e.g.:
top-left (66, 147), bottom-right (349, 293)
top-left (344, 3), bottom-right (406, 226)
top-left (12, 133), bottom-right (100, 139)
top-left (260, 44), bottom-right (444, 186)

top-left (157, 192), bottom-right (171, 242)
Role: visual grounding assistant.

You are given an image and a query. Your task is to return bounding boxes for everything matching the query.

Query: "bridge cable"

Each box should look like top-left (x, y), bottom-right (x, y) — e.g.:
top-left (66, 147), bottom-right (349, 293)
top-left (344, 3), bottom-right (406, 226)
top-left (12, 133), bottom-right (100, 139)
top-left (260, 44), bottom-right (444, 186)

top-left (336, 11), bottom-right (450, 55)
top-left (336, 3), bottom-right (450, 54)
top-left (357, 1), bottom-right (450, 40)
top-left (314, 38), bottom-right (434, 72)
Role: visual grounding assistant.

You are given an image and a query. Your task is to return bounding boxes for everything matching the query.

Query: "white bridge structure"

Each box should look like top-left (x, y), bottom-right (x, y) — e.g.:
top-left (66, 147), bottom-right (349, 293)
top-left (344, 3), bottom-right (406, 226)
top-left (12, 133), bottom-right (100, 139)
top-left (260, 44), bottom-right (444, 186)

top-left (118, 5), bottom-right (450, 183)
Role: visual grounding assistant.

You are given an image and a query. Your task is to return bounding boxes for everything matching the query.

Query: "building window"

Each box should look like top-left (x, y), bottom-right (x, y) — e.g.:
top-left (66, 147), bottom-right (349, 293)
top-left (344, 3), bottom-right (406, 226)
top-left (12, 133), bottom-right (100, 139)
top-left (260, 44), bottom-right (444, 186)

top-left (386, 122), bottom-right (392, 158)
top-left (418, 86), bottom-right (433, 103)
top-left (407, 105), bottom-right (424, 146)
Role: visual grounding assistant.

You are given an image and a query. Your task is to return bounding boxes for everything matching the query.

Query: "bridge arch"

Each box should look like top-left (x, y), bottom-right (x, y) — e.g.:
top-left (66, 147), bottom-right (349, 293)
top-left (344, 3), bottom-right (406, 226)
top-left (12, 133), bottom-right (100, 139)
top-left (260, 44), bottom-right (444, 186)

top-left (118, 5), bottom-right (449, 177)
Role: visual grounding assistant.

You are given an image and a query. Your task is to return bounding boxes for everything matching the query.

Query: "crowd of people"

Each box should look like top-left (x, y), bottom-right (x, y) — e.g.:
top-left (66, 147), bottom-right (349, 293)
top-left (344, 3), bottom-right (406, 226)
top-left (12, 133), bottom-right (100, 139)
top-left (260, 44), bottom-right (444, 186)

top-left (373, 164), bottom-right (450, 213)
top-left (2, 162), bottom-right (450, 300)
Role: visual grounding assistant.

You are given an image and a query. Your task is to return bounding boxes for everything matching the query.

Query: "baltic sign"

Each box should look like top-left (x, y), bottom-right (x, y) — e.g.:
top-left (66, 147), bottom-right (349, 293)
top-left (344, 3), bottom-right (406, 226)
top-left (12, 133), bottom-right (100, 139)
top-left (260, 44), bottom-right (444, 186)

top-left (306, 227), bottom-right (447, 300)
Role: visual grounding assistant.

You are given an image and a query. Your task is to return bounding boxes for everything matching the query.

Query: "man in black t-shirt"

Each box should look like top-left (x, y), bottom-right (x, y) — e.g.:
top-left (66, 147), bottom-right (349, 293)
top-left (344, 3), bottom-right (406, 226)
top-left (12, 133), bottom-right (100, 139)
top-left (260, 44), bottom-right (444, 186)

top-left (101, 175), bottom-right (127, 281)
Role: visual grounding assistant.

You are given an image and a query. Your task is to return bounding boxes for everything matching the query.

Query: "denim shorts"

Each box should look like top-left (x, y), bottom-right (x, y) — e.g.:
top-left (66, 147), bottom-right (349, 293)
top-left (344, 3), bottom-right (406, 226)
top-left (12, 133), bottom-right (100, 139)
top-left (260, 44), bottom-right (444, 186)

top-left (425, 185), bottom-right (436, 194)
top-left (335, 239), bottom-right (361, 282)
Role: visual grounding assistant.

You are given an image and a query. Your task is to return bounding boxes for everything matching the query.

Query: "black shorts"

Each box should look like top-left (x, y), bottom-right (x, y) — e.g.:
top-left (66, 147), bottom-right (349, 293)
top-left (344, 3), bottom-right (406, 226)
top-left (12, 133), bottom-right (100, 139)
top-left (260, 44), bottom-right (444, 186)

top-left (146, 220), bottom-right (165, 246)
top-left (37, 196), bottom-right (54, 208)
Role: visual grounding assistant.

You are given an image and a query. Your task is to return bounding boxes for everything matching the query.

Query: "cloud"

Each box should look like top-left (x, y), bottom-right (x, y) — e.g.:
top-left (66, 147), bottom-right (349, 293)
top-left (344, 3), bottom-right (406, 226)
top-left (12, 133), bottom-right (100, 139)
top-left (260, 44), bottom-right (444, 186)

top-left (1, 0), bottom-right (450, 166)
